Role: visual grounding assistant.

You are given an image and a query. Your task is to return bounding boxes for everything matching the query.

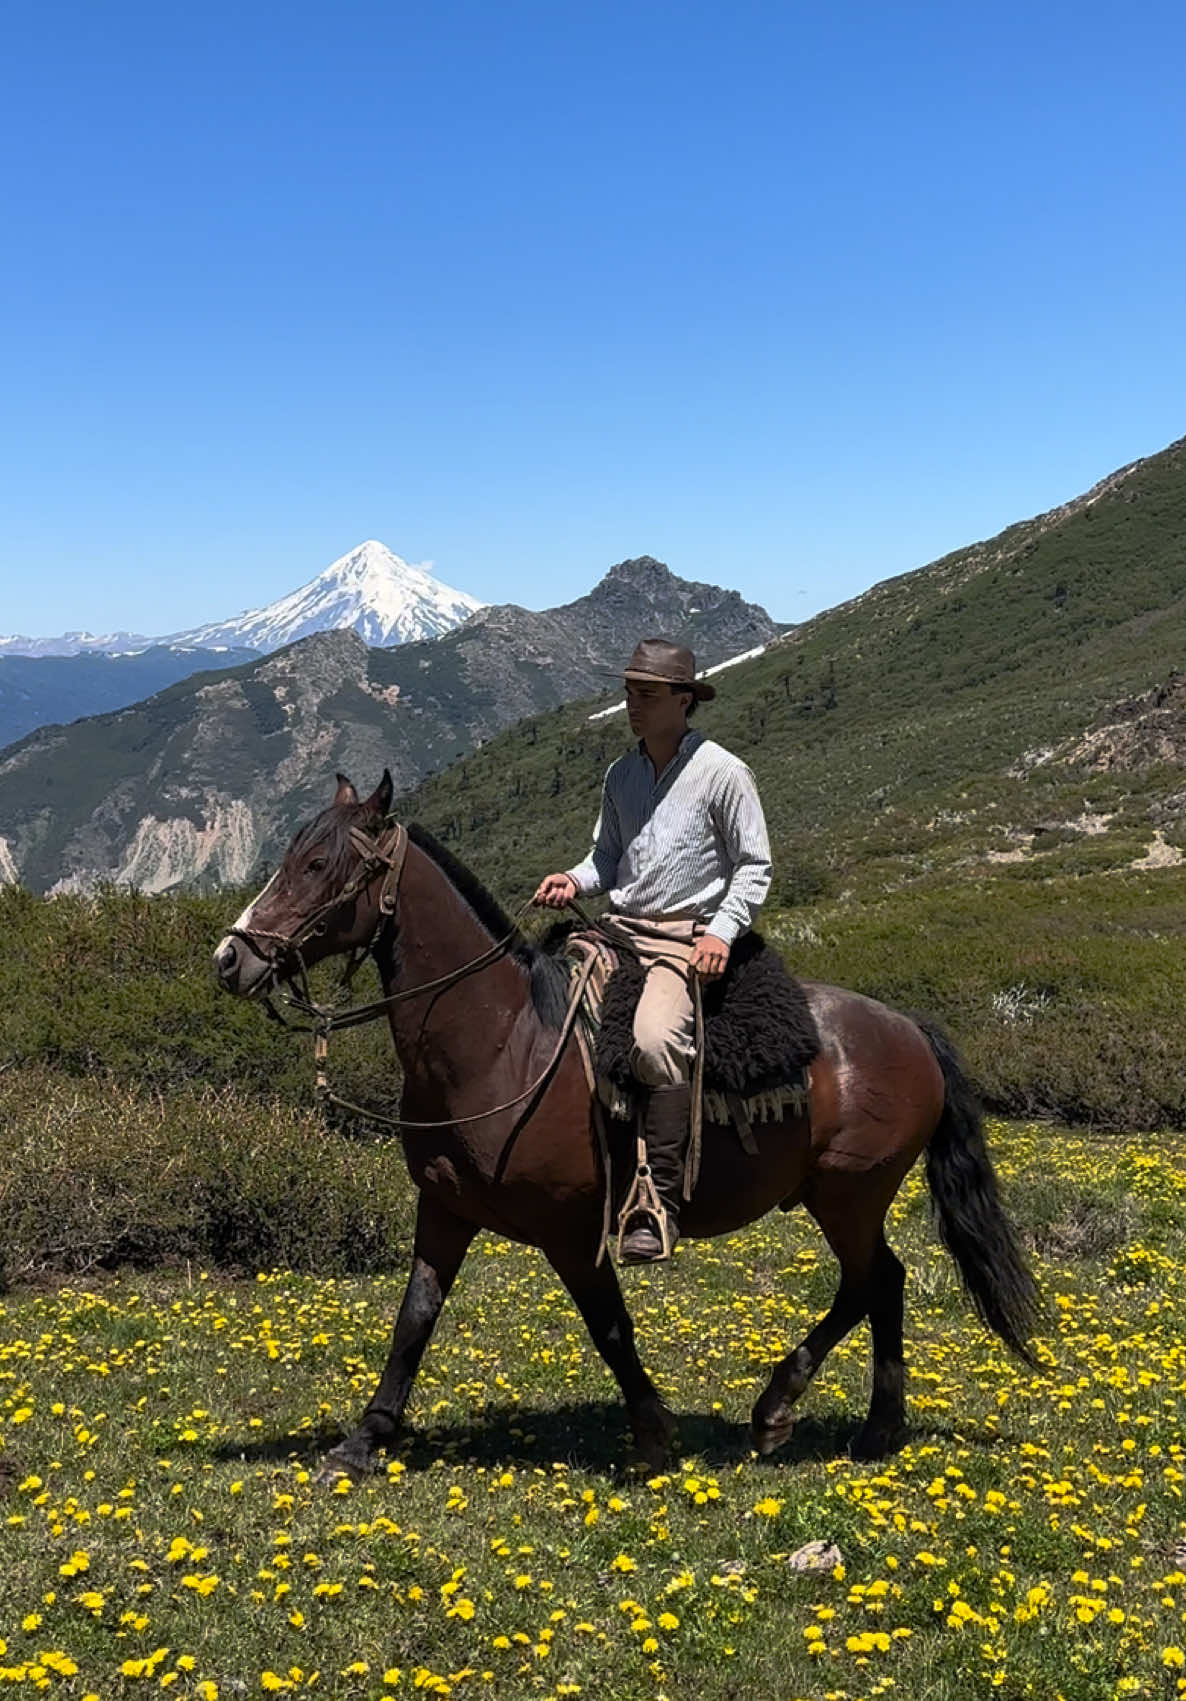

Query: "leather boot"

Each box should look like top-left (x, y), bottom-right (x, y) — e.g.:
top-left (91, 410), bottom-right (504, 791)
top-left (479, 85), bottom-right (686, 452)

top-left (619, 1084), bottom-right (691, 1264)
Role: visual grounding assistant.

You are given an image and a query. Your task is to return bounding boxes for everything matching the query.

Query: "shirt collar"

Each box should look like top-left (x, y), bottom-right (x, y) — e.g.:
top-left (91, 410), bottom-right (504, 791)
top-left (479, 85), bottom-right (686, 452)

top-left (677, 728), bottom-right (702, 757)
top-left (634, 727), bottom-right (703, 766)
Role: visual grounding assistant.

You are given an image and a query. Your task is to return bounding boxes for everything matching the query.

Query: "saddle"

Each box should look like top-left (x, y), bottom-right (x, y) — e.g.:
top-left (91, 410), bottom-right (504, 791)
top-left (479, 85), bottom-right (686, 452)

top-left (566, 927), bottom-right (818, 1134)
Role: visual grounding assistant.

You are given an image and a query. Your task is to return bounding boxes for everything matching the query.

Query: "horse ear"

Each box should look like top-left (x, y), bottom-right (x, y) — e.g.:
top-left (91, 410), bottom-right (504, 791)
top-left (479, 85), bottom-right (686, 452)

top-left (334, 773), bottom-right (358, 806)
top-left (362, 769), bottom-right (394, 818)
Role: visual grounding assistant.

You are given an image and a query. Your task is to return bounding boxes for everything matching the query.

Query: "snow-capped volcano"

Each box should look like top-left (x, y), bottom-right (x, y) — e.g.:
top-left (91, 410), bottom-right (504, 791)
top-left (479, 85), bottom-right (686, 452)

top-left (0, 542), bottom-right (484, 658)
top-left (163, 541), bottom-right (485, 651)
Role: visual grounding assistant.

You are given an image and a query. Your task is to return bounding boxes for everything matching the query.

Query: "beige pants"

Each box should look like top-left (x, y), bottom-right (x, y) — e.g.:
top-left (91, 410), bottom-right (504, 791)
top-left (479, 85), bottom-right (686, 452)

top-left (602, 914), bottom-right (702, 1087)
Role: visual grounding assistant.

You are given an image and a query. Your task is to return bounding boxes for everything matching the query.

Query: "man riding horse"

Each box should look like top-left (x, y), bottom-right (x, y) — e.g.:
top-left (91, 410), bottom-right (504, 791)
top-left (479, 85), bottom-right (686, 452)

top-left (534, 636), bottom-right (772, 1263)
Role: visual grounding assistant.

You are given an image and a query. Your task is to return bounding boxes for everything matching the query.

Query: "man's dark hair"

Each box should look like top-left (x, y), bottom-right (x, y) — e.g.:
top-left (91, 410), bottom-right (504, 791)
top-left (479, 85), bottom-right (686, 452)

top-left (671, 683), bottom-right (698, 718)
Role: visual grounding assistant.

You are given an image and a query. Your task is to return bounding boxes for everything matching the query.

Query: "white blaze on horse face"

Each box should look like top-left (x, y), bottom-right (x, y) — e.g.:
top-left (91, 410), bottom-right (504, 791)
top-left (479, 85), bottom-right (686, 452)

top-left (219, 867), bottom-right (281, 954)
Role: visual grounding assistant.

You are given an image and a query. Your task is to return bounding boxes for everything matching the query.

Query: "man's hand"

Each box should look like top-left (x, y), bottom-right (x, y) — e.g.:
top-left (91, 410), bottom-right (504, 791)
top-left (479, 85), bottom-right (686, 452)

top-left (690, 935), bottom-right (730, 981)
top-left (533, 872), bottom-right (578, 909)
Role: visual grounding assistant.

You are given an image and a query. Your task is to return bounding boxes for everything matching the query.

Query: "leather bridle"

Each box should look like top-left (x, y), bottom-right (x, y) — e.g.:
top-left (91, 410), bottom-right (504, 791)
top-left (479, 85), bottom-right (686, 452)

top-left (231, 818), bottom-right (598, 1133)
top-left (228, 820), bottom-right (408, 993)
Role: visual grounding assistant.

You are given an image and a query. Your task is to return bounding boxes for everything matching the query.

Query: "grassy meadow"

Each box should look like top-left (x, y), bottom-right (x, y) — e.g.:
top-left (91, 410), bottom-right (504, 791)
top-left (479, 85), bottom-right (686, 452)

top-left (2, 1124), bottom-right (1185, 1701)
top-left (2, 864), bottom-right (1185, 1699)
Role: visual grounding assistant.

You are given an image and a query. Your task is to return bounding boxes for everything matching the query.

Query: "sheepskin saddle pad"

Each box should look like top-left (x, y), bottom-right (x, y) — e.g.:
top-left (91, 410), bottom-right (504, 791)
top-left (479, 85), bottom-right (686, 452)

top-left (588, 928), bottom-right (820, 1126)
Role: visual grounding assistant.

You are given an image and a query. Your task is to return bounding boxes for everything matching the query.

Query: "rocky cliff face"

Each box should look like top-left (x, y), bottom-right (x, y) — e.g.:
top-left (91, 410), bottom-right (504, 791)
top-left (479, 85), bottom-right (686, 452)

top-left (0, 559), bottom-right (781, 894)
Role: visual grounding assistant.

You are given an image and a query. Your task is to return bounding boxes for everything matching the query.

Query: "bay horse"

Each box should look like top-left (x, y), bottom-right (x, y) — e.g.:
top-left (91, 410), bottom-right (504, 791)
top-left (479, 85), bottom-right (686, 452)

top-left (214, 771), bottom-right (1040, 1479)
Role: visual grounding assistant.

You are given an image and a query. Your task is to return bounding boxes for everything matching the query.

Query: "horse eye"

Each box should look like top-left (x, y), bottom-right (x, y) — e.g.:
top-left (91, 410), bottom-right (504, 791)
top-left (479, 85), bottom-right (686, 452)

top-left (306, 857), bottom-right (328, 875)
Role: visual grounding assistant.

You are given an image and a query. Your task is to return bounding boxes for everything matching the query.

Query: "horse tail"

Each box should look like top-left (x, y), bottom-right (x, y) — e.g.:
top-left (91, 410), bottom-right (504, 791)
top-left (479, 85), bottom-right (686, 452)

top-left (913, 1015), bottom-right (1041, 1366)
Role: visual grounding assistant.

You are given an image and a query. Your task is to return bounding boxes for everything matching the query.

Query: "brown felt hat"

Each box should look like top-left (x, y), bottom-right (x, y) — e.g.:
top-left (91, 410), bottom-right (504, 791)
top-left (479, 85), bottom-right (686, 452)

top-left (608, 636), bottom-right (717, 701)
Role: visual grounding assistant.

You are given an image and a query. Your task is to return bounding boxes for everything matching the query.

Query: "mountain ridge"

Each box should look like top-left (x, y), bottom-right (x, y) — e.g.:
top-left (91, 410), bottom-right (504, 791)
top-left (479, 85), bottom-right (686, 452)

top-left (0, 557), bottom-right (779, 893)
top-left (0, 645), bottom-right (259, 751)
top-left (397, 432), bottom-right (1186, 903)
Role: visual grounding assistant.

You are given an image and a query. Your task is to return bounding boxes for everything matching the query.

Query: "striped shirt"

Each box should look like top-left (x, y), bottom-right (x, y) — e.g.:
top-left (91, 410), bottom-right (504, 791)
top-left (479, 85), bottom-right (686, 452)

top-left (566, 729), bottom-right (772, 947)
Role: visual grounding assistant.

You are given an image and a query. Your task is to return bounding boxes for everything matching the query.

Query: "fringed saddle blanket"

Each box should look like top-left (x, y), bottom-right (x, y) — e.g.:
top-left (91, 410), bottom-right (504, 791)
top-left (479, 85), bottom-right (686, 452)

top-left (565, 927), bottom-right (818, 1132)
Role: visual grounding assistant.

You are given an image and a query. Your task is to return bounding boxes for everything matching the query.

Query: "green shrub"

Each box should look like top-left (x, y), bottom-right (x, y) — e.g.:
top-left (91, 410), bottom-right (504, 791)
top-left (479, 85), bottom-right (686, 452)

top-left (0, 1067), bottom-right (415, 1287)
top-left (784, 869), bottom-right (1186, 1129)
top-left (0, 884), bottom-right (397, 1107)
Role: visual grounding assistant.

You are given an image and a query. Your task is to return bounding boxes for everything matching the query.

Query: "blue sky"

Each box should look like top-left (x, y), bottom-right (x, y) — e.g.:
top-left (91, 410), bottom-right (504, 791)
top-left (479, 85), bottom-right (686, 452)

top-left (3, 0), bottom-right (1185, 636)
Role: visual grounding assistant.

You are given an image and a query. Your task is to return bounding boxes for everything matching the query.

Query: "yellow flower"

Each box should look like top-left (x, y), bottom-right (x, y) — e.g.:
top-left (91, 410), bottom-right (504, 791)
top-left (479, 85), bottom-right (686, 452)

top-left (610, 1554), bottom-right (637, 1573)
top-left (752, 1497), bottom-right (783, 1517)
top-left (40, 1654), bottom-right (79, 1677)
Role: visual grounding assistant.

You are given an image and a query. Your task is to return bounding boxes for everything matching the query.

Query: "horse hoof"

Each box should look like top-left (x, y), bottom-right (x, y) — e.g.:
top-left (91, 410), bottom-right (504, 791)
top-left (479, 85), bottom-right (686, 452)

top-left (314, 1446), bottom-right (372, 1487)
top-left (751, 1416), bottom-right (794, 1458)
top-left (628, 1432), bottom-right (674, 1475)
top-left (850, 1422), bottom-right (907, 1462)
top-left (628, 1406), bottom-right (677, 1474)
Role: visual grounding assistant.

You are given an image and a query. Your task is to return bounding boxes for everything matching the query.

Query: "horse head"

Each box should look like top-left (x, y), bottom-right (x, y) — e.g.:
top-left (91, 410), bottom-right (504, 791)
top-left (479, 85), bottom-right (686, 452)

top-left (214, 770), bottom-right (397, 998)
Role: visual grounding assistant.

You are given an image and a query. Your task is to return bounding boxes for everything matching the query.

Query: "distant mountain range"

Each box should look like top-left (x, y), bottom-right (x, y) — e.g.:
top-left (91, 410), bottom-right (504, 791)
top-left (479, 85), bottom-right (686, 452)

top-left (0, 556), bottom-right (780, 893)
top-left (9, 428), bottom-right (1186, 904)
top-left (0, 646), bottom-right (258, 752)
top-left (0, 541), bottom-right (484, 749)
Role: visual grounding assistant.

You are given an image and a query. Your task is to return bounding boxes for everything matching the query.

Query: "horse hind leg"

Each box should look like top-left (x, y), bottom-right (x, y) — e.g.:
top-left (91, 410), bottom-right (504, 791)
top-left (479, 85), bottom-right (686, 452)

top-left (750, 1268), bottom-right (869, 1457)
top-left (751, 1173), bottom-right (906, 1460)
top-left (851, 1234), bottom-right (907, 1460)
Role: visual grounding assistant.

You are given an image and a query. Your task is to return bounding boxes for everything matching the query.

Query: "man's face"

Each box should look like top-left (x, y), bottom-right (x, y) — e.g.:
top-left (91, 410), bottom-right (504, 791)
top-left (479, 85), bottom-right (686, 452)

top-left (625, 679), bottom-right (692, 743)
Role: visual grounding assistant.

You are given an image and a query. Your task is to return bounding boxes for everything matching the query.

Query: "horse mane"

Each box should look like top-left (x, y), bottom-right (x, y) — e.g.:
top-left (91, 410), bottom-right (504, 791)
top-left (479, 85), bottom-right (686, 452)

top-left (406, 823), bottom-right (571, 1029)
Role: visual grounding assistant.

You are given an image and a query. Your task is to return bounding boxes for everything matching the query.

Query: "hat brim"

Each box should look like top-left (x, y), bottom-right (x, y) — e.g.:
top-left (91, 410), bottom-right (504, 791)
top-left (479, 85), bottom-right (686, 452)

top-left (598, 666), bottom-right (716, 701)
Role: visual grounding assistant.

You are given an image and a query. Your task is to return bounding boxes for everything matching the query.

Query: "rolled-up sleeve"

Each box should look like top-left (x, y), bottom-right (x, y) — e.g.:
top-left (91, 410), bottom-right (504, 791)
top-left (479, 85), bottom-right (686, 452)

top-left (704, 762), bottom-right (772, 946)
top-left (566, 768), bottom-right (622, 897)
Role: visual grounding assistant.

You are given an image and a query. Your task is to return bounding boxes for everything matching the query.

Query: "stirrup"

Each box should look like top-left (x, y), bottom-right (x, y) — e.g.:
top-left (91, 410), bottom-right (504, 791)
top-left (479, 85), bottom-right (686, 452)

top-left (616, 1161), bottom-right (676, 1265)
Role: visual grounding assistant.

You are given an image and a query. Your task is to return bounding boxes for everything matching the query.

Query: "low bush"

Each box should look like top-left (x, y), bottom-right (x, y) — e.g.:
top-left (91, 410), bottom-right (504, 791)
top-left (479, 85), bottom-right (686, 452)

top-left (781, 868), bottom-right (1186, 1129)
top-left (0, 1067), bottom-right (415, 1287)
top-left (0, 883), bottom-right (398, 1106)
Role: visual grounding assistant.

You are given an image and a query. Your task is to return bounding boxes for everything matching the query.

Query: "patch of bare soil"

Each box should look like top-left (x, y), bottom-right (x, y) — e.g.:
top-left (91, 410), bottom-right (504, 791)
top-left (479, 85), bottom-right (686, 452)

top-left (1130, 831), bottom-right (1184, 870)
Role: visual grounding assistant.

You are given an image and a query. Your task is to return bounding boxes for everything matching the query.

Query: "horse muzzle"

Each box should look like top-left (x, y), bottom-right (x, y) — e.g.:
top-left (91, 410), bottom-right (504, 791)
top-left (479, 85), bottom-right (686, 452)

top-left (214, 932), bottom-right (276, 998)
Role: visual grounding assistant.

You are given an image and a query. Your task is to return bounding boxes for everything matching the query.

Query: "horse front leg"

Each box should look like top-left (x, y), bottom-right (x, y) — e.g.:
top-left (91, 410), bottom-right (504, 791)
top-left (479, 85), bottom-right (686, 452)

top-left (317, 1194), bottom-right (476, 1483)
top-left (547, 1250), bottom-right (677, 1472)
